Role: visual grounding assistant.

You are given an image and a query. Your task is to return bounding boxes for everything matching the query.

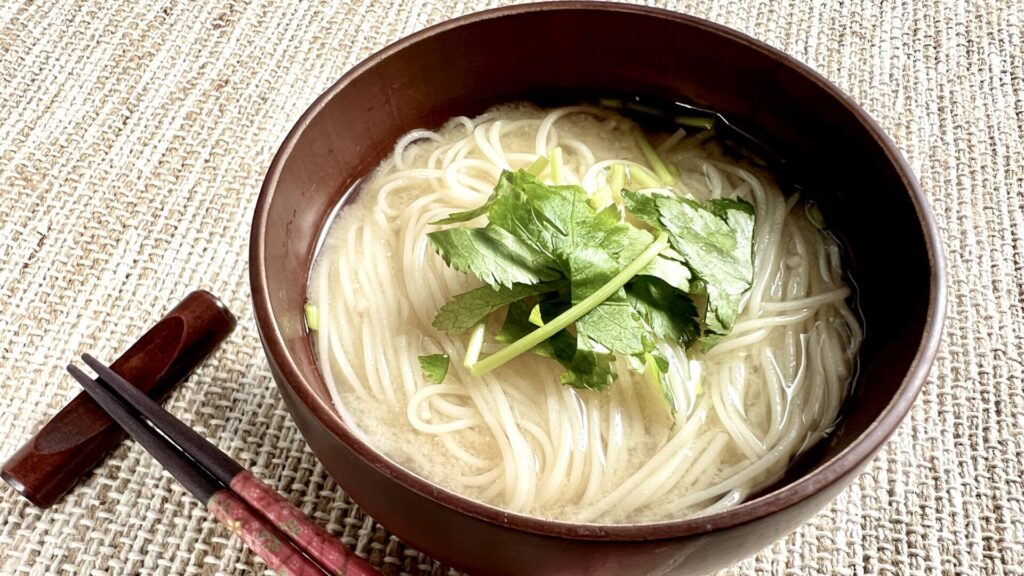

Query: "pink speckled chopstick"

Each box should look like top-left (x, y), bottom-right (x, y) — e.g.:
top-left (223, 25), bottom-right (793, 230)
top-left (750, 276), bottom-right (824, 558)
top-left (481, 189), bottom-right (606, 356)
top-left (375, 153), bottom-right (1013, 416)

top-left (69, 355), bottom-right (376, 576)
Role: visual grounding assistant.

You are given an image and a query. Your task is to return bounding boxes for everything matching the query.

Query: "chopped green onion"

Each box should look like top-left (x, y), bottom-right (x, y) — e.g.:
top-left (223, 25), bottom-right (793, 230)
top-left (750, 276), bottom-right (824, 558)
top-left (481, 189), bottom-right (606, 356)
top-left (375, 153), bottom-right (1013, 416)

top-left (470, 232), bottom-right (670, 377)
top-left (304, 304), bottom-right (319, 331)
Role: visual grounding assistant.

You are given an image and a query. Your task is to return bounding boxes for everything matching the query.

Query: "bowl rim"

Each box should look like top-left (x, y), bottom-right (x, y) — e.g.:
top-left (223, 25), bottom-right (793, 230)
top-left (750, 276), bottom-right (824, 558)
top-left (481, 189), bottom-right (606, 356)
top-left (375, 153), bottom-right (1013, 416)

top-left (251, 0), bottom-right (946, 541)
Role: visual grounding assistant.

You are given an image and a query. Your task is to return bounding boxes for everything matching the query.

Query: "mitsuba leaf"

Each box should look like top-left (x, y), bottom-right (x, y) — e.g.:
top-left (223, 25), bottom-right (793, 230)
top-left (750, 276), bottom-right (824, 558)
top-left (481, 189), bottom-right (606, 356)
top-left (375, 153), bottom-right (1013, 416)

top-left (559, 335), bottom-right (617, 391)
top-left (568, 247), bottom-right (648, 355)
top-left (643, 351), bottom-right (677, 416)
top-left (418, 354), bottom-right (450, 383)
top-left (485, 172), bottom-right (659, 356)
top-left (621, 189), bottom-right (662, 227)
top-left (654, 196), bottom-right (754, 339)
top-left (496, 301), bottom-right (614, 389)
top-left (626, 277), bottom-right (700, 348)
top-left (432, 281), bottom-right (563, 335)
top-left (487, 171), bottom-right (649, 266)
top-left (427, 168), bottom-right (753, 391)
top-left (656, 197), bottom-right (755, 292)
top-left (622, 189), bottom-right (755, 344)
top-left (639, 249), bottom-right (692, 293)
top-left (427, 225), bottom-right (560, 288)
top-left (621, 190), bottom-right (692, 292)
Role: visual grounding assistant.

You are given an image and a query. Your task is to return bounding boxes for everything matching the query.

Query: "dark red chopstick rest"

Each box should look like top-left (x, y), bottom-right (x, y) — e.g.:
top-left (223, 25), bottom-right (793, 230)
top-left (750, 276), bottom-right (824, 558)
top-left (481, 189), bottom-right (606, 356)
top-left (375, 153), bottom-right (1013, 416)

top-left (1, 290), bottom-right (236, 507)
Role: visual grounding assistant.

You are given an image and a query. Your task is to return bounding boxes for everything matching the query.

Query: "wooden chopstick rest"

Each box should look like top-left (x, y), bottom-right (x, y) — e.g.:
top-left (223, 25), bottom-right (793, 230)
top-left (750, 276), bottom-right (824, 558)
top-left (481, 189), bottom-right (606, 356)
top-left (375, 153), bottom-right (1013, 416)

top-left (1, 290), bottom-right (236, 508)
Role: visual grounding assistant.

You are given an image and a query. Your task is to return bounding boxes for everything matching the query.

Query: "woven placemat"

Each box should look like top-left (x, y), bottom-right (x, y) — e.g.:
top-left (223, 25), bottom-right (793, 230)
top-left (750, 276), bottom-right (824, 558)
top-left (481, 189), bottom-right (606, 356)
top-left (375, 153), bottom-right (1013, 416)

top-left (1, 0), bottom-right (1021, 574)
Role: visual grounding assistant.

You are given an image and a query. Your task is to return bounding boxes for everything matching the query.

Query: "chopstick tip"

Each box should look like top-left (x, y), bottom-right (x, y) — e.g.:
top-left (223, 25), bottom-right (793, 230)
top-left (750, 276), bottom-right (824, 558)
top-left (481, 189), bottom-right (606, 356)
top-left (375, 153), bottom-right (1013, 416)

top-left (66, 363), bottom-right (90, 382)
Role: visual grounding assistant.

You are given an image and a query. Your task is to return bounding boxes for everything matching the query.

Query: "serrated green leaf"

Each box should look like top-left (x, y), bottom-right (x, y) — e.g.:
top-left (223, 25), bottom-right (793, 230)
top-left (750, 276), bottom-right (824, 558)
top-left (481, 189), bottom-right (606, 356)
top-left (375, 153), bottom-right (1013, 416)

top-left (656, 196), bottom-right (754, 293)
top-left (626, 277), bottom-right (700, 348)
top-left (624, 189), bottom-right (755, 343)
top-left (427, 225), bottom-right (560, 288)
top-left (654, 196), bottom-right (754, 339)
top-left (559, 335), bottom-right (617, 391)
top-left (622, 189), bottom-right (662, 227)
top-left (639, 250), bottom-right (692, 293)
top-left (432, 281), bottom-right (562, 335)
top-left (568, 247), bottom-right (648, 355)
top-left (418, 354), bottom-right (450, 383)
top-left (427, 168), bottom-right (753, 392)
top-left (643, 351), bottom-right (677, 416)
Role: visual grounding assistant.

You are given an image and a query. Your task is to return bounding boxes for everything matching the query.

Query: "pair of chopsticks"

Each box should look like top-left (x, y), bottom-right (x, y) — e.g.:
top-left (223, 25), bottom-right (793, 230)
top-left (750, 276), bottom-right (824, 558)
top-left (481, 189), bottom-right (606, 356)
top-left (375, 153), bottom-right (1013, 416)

top-left (67, 355), bottom-right (376, 576)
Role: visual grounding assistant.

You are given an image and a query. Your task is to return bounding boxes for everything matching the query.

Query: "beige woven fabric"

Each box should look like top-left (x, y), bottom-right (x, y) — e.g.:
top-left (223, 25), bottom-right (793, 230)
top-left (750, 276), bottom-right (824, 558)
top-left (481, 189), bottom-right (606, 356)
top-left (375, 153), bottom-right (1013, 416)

top-left (1, 0), bottom-right (1021, 574)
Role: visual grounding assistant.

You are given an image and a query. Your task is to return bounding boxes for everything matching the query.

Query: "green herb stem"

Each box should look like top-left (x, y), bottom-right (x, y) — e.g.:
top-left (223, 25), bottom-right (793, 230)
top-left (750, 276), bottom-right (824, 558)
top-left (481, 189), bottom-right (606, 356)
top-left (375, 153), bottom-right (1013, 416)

top-left (674, 115), bottom-right (716, 130)
top-left (635, 131), bottom-right (674, 186)
top-left (463, 322), bottom-right (486, 367)
top-left (304, 304), bottom-right (319, 331)
top-left (609, 164), bottom-right (625, 200)
top-left (470, 232), bottom-right (670, 376)
top-left (549, 146), bottom-right (565, 185)
top-left (805, 201), bottom-right (826, 230)
top-left (527, 156), bottom-right (549, 176)
top-left (643, 353), bottom-right (659, 386)
top-left (625, 102), bottom-right (667, 117)
top-left (629, 165), bottom-right (661, 189)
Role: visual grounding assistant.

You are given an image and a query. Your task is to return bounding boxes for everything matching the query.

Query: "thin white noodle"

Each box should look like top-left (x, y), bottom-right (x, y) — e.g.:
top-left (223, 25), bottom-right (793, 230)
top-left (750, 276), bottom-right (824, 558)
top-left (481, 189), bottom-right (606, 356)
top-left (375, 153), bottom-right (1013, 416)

top-left (308, 104), bottom-right (860, 524)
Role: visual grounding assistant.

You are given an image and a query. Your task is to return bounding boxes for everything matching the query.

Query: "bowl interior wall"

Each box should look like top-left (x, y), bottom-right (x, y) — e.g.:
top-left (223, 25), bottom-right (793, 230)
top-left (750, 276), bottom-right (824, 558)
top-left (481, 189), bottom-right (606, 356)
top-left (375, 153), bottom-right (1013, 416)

top-left (260, 5), bottom-right (930, 507)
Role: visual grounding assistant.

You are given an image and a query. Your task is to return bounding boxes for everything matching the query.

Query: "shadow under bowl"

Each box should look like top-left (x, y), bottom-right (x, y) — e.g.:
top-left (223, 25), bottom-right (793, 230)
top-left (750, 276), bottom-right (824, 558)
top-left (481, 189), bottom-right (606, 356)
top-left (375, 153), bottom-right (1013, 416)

top-left (250, 3), bottom-right (945, 575)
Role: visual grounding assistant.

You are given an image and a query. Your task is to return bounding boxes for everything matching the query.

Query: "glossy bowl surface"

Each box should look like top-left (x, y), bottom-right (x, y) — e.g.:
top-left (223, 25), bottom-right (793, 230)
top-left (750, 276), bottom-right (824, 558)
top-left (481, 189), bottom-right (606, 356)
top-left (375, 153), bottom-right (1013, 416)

top-left (251, 3), bottom-right (945, 574)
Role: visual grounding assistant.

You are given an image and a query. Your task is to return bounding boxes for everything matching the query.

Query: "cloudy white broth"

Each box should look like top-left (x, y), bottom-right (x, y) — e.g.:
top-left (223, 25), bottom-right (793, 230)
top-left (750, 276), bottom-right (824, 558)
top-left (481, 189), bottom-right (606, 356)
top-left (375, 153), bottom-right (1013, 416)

top-left (306, 103), bottom-right (861, 523)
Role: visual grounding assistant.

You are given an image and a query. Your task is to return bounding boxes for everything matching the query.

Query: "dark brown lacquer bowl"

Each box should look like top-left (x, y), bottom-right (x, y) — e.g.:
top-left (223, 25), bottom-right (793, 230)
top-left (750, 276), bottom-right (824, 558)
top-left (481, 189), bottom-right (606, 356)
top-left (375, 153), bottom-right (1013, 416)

top-left (251, 3), bottom-right (945, 575)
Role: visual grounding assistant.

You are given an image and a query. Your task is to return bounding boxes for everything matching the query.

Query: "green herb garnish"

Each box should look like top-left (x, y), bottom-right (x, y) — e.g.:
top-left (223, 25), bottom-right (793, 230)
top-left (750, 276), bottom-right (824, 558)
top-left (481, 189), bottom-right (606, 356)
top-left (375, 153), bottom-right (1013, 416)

top-left (421, 166), bottom-right (754, 410)
top-left (304, 304), bottom-right (319, 331)
top-left (418, 354), bottom-right (450, 384)
top-left (623, 190), bottom-right (755, 345)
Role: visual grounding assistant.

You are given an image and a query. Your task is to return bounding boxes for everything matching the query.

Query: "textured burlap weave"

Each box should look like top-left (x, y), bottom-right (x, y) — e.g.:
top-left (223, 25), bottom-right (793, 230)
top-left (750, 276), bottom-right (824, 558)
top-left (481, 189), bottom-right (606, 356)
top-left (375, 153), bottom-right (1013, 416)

top-left (1, 0), bottom-right (1021, 574)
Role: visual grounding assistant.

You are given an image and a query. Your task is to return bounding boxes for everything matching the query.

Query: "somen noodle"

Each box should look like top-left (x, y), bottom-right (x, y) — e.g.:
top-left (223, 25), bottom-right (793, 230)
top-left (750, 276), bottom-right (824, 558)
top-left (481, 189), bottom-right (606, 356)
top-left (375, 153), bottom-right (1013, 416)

top-left (308, 104), bottom-right (861, 523)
